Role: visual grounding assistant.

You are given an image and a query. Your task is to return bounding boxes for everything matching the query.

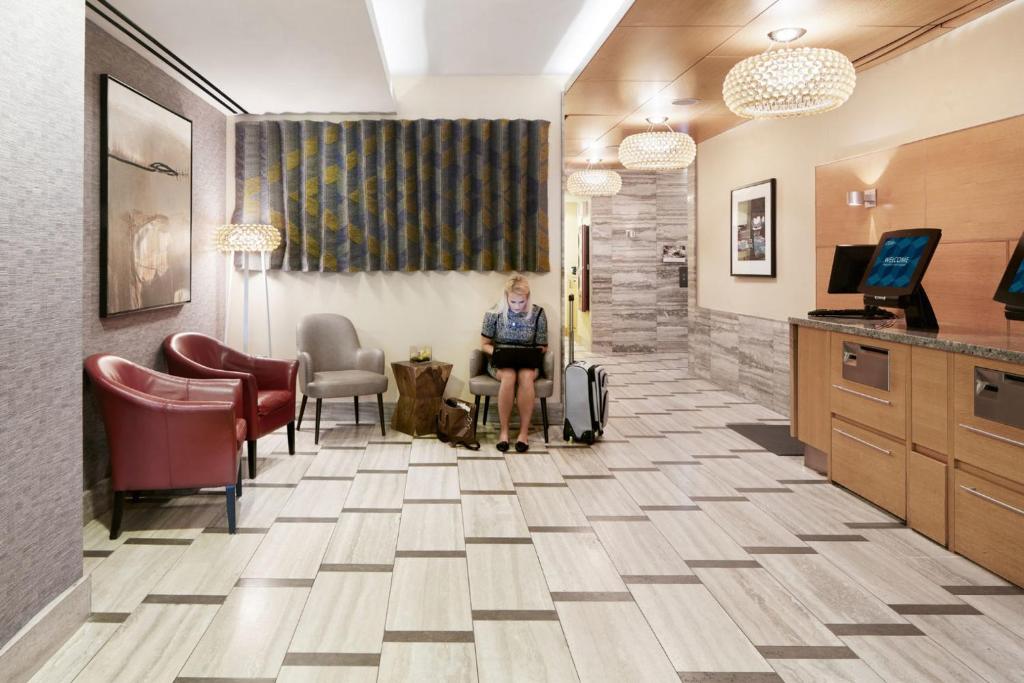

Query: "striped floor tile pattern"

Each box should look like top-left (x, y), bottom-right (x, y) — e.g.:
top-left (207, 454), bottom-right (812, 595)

top-left (42, 351), bottom-right (1024, 682)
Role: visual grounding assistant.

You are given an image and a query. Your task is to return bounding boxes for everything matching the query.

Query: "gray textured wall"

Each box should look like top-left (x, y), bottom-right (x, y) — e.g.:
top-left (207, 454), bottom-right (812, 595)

top-left (0, 0), bottom-right (85, 647)
top-left (82, 21), bottom-right (227, 514)
top-left (590, 170), bottom-right (692, 353)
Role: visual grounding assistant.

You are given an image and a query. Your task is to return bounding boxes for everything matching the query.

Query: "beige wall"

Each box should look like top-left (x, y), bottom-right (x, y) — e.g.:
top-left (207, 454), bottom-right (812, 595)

top-left (696, 0), bottom-right (1024, 321)
top-left (225, 76), bottom-right (563, 401)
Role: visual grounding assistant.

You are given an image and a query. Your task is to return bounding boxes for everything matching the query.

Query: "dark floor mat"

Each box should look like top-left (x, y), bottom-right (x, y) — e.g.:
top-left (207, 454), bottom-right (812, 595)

top-left (727, 423), bottom-right (803, 456)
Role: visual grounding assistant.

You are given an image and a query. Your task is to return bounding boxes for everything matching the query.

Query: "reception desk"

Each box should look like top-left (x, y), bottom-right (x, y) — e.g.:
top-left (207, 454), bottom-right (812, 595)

top-left (789, 316), bottom-right (1024, 587)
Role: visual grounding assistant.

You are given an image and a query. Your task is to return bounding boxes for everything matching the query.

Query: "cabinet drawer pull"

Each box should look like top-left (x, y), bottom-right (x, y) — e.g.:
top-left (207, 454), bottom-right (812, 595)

top-left (832, 384), bottom-right (892, 405)
top-left (958, 423), bottom-right (1024, 449)
top-left (960, 485), bottom-right (1024, 518)
top-left (833, 428), bottom-right (892, 455)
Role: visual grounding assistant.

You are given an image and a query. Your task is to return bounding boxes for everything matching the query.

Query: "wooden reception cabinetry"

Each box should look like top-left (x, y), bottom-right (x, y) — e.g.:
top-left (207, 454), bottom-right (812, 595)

top-left (791, 317), bottom-right (1024, 586)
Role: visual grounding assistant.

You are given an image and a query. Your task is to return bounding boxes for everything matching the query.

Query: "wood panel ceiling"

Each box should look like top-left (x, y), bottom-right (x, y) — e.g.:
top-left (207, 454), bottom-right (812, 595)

top-left (564, 0), bottom-right (1011, 168)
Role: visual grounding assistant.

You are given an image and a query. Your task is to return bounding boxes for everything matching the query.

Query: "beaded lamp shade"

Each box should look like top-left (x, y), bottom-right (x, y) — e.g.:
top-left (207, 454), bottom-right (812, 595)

top-left (723, 46), bottom-right (856, 119)
top-left (215, 223), bottom-right (281, 253)
top-left (566, 167), bottom-right (622, 197)
top-left (618, 129), bottom-right (696, 171)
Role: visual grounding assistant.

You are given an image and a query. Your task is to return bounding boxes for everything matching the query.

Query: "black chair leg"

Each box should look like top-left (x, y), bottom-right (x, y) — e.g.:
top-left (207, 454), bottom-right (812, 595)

top-left (540, 398), bottom-right (550, 444)
top-left (354, 396), bottom-right (360, 425)
top-left (297, 395), bottom-right (308, 430)
top-left (287, 420), bottom-right (296, 455)
top-left (225, 485), bottom-right (237, 534)
top-left (473, 395), bottom-right (481, 433)
top-left (237, 460), bottom-right (243, 498)
top-left (315, 398), bottom-right (323, 444)
top-left (483, 396), bottom-right (490, 425)
top-left (377, 393), bottom-right (386, 436)
top-left (247, 440), bottom-right (257, 479)
top-left (109, 491), bottom-right (125, 540)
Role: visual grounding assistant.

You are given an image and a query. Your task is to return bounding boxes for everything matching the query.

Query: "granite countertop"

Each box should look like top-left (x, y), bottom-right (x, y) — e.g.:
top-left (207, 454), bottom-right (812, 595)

top-left (789, 316), bottom-right (1024, 365)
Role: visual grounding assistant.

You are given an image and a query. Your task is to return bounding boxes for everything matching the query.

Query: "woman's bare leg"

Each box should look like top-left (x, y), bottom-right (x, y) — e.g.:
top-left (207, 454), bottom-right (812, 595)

top-left (515, 368), bottom-right (537, 443)
top-left (497, 368), bottom-right (517, 443)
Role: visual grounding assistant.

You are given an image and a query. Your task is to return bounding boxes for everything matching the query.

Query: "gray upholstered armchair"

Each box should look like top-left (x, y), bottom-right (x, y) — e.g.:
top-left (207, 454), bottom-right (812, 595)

top-left (468, 349), bottom-right (554, 443)
top-left (296, 314), bottom-right (388, 443)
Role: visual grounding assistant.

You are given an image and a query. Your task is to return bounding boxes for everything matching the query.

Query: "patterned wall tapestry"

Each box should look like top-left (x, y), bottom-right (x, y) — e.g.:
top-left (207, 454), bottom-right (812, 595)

top-left (233, 119), bottom-right (550, 272)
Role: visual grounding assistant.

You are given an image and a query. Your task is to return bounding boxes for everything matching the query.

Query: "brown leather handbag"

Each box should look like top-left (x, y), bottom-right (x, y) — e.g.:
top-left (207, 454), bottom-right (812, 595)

top-left (436, 398), bottom-right (480, 450)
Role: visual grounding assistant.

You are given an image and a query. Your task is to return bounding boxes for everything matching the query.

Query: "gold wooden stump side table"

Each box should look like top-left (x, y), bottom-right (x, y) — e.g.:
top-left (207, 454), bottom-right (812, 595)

top-left (390, 360), bottom-right (453, 436)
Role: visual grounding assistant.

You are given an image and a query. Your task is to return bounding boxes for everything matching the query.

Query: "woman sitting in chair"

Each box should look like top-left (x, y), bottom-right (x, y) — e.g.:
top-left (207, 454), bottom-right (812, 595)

top-left (480, 274), bottom-right (548, 453)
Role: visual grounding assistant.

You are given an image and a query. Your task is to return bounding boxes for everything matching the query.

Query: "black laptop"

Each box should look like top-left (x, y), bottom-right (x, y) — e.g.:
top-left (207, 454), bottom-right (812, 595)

top-left (491, 345), bottom-right (544, 370)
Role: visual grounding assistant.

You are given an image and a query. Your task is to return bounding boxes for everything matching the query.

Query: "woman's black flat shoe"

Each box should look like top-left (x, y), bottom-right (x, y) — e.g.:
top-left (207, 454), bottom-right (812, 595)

top-left (496, 441), bottom-right (510, 453)
top-left (515, 441), bottom-right (529, 453)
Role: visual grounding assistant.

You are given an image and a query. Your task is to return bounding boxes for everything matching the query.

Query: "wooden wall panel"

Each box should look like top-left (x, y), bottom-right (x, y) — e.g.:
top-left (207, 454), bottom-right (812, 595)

top-left (815, 115), bottom-right (1024, 332)
top-left (926, 116), bottom-right (1024, 242)
top-left (921, 241), bottom-right (1010, 333)
top-left (815, 142), bottom-right (927, 248)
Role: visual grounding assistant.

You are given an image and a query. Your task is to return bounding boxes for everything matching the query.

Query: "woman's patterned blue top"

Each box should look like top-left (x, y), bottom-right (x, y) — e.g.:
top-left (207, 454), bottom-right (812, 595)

top-left (481, 304), bottom-right (548, 347)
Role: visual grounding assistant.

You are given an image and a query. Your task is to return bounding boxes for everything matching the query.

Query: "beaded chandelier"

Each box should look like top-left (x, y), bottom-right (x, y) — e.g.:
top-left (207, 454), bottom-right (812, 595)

top-left (566, 162), bottom-right (622, 197)
top-left (618, 118), bottom-right (696, 171)
top-left (723, 29), bottom-right (856, 119)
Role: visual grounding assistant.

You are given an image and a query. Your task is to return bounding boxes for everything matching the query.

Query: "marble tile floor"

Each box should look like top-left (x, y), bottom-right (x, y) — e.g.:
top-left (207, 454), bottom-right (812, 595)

top-left (41, 352), bottom-right (1024, 682)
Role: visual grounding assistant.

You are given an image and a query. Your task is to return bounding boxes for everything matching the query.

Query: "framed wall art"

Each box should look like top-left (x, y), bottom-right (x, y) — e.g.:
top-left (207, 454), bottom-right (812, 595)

top-left (100, 75), bottom-right (192, 317)
top-left (730, 178), bottom-right (775, 278)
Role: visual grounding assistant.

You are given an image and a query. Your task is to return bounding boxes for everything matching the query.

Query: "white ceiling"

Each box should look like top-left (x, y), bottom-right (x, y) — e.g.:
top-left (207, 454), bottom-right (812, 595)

top-left (94, 0), bottom-right (396, 115)
top-left (89, 0), bottom-right (631, 114)
top-left (370, 0), bottom-right (630, 77)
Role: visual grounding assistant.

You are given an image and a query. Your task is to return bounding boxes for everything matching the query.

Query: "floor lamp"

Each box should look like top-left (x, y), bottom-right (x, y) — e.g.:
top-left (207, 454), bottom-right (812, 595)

top-left (216, 223), bottom-right (281, 355)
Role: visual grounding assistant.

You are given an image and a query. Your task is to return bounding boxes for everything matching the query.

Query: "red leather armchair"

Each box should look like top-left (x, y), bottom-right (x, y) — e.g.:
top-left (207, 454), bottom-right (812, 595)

top-left (84, 354), bottom-right (245, 538)
top-left (163, 332), bottom-right (298, 478)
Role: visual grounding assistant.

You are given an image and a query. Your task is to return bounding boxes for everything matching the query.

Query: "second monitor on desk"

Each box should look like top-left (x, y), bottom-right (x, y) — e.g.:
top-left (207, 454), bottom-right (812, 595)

top-left (808, 245), bottom-right (895, 320)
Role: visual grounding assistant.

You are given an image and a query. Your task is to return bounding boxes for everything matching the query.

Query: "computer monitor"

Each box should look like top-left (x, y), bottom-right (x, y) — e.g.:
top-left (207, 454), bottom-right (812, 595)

top-left (858, 228), bottom-right (943, 331)
top-left (994, 232), bottom-right (1024, 321)
top-left (827, 245), bottom-right (877, 294)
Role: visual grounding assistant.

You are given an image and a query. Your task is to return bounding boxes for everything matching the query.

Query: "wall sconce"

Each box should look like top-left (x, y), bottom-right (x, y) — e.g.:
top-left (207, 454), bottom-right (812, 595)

top-left (846, 188), bottom-right (877, 208)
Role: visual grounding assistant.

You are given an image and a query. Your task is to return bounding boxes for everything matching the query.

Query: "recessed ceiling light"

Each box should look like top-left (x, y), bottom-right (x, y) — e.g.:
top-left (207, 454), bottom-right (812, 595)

top-left (767, 27), bottom-right (806, 43)
top-left (672, 98), bottom-right (701, 106)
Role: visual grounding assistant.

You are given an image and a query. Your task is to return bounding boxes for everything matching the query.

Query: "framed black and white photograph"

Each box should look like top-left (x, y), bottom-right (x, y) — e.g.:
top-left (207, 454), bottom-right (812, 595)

top-left (661, 241), bottom-right (687, 263)
top-left (100, 75), bottom-right (192, 317)
top-left (730, 178), bottom-right (775, 277)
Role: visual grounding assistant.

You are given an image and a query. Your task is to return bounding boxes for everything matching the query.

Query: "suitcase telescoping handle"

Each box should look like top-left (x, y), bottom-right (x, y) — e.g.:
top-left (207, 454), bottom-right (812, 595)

top-left (568, 294), bottom-right (575, 365)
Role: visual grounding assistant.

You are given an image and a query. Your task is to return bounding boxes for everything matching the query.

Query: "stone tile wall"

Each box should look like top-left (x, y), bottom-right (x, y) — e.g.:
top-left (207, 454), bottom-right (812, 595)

top-left (590, 169), bottom-right (692, 353)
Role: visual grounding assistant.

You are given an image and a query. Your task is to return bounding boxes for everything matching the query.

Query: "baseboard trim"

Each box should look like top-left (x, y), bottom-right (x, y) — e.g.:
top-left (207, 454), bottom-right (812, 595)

top-left (0, 577), bottom-right (90, 683)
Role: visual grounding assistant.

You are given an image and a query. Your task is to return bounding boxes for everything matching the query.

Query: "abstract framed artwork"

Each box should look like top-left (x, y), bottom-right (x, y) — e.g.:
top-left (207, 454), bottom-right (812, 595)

top-left (100, 75), bottom-right (192, 317)
top-left (730, 178), bottom-right (776, 278)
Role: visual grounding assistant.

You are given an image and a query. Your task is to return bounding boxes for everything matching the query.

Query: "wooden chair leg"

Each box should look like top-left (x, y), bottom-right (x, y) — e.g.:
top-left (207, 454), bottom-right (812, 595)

top-left (315, 398), bottom-right (323, 444)
top-left (540, 398), bottom-right (550, 444)
top-left (225, 485), bottom-right (237, 534)
top-left (377, 393), bottom-right (386, 436)
top-left (483, 396), bottom-right (490, 425)
top-left (473, 395), bottom-right (481, 433)
top-left (247, 440), bottom-right (257, 479)
top-left (297, 394), bottom-right (308, 430)
top-left (354, 396), bottom-right (360, 425)
top-left (287, 420), bottom-right (296, 455)
top-left (109, 491), bottom-right (125, 540)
